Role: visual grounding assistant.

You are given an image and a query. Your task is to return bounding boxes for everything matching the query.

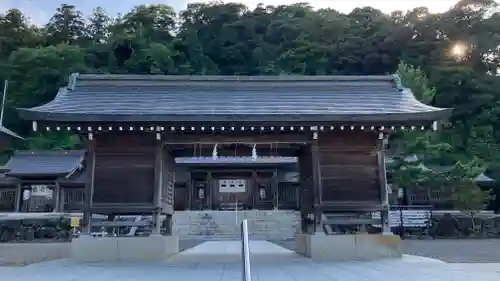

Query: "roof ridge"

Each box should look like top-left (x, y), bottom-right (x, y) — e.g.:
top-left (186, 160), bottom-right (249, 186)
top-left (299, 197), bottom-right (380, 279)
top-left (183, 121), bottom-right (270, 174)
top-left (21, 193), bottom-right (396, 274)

top-left (73, 73), bottom-right (397, 82)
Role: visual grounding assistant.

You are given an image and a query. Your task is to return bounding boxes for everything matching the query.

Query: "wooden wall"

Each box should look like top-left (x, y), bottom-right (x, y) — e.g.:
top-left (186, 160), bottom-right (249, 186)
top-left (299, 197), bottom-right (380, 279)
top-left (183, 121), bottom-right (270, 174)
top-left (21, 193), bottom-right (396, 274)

top-left (87, 131), bottom-right (380, 209)
top-left (93, 133), bottom-right (155, 204)
top-left (318, 131), bottom-right (380, 202)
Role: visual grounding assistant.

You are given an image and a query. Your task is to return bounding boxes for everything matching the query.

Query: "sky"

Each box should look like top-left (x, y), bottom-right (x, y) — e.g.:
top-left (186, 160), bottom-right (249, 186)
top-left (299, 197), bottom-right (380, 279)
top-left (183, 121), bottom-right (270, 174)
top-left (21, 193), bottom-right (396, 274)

top-left (0, 0), bottom-right (470, 25)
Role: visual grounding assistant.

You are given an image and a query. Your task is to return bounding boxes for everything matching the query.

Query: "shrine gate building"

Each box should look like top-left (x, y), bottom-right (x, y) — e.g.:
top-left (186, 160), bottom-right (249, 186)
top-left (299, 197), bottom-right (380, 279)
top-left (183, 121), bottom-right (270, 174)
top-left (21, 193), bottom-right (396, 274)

top-left (18, 74), bottom-right (451, 237)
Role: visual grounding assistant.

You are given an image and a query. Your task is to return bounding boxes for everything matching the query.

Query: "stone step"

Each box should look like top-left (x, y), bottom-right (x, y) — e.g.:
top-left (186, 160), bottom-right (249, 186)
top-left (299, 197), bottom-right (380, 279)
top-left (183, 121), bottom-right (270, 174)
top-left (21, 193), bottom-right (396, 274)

top-left (173, 210), bottom-right (300, 240)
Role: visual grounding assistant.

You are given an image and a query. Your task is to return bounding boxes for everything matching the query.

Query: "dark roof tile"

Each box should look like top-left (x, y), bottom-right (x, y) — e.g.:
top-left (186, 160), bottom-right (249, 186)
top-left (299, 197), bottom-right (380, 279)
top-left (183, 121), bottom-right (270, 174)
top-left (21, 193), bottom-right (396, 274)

top-left (18, 74), bottom-right (451, 123)
top-left (5, 150), bottom-right (85, 177)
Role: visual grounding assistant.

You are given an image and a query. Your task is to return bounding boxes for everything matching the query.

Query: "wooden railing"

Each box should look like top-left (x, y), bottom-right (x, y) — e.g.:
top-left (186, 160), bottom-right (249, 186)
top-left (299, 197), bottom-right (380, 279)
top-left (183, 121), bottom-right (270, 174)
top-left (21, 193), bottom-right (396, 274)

top-left (0, 189), bottom-right (16, 212)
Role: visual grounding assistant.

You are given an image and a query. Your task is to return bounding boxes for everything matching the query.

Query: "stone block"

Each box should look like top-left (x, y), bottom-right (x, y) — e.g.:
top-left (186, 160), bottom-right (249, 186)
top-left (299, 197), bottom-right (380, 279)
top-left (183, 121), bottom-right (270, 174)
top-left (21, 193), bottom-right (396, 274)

top-left (354, 234), bottom-right (401, 260)
top-left (71, 236), bottom-right (119, 262)
top-left (117, 235), bottom-right (179, 261)
top-left (295, 233), bottom-right (402, 261)
top-left (0, 242), bottom-right (70, 265)
top-left (173, 210), bottom-right (300, 240)
top-left (70, 235), bottom-right (179, 263)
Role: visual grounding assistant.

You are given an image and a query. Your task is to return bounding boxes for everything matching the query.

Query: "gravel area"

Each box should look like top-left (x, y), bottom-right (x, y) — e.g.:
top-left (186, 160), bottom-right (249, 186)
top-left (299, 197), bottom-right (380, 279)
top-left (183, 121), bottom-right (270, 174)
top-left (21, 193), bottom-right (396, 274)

top-left (269, 238), bottom-right (500, 263)
top-left (401, 239), bottom-right (500, 263)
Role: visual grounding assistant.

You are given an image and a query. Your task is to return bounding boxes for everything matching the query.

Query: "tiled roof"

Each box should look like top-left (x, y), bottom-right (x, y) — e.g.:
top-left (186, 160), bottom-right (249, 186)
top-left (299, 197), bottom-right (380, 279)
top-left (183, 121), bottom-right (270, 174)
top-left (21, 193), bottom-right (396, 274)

top-left (18, 74), bottom-right (451, 123)
top-left (0, 174), bottom-right (18, 185)
top-left (5, 150), bottom-right (85, 177)
top-left (474, 173), bottom-right (495, 182)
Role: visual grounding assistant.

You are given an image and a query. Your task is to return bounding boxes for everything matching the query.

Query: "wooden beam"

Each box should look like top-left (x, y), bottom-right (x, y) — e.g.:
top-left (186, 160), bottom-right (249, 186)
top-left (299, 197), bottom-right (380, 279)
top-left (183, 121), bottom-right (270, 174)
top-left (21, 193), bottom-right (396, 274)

top-left (170, 147), bottom-right (300, 158)
top-left (162, 132), bottom-right (309, 144)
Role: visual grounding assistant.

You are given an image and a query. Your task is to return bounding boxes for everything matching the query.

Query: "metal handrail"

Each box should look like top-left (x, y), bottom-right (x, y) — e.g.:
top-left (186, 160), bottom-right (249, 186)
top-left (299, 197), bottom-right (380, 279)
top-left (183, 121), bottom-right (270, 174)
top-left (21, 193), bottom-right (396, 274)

top-left (241, 219), bottom-right (252, 281)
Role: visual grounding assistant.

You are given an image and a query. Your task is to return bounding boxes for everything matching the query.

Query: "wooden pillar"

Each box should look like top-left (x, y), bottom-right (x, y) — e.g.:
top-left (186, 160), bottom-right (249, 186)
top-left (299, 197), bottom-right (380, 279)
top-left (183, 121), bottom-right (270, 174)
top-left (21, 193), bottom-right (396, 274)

top-left (207, 171), bottom-right (212, 210)
top-left (187, 171), bottom-right (192, 210)
top-left (273, 168), bottom-right (279, 210)
top-left (251, 170), bottom-right (257, 208)
top-left (153, 133), bottom-right (163, 235)
top-left (60, 187), bottom-right (65, 212)
top-left (298, 144), bottom-right (313, 234)
top-left (377, 131), bottom-right (392, 235)
top-left (52, 181), bottom-right (61, 212)
top-left (83, 134), bottom-right (96, 234)
top-left (14, 183), bottom-right (22, 212)
top-left (310, 130), bottom-right (323, 233)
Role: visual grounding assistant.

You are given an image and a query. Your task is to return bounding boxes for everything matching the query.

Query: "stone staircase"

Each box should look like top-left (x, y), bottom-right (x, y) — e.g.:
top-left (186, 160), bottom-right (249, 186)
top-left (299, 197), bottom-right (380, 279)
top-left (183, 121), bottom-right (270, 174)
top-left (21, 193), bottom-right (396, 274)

top-left (173, 210), bottom-right (300, 240)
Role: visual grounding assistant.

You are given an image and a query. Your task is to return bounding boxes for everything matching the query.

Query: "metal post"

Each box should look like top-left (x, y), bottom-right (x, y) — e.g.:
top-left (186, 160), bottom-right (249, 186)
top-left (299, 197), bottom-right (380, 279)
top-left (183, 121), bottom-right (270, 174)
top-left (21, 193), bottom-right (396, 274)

top-left (241, 219), bottom-right (252, 281)
top-left (235, 199), bottom-right (239, 225)
top-left (273, 169), bottom-right (279, 210)
top-left (399, 204), bottom-right (404, 239)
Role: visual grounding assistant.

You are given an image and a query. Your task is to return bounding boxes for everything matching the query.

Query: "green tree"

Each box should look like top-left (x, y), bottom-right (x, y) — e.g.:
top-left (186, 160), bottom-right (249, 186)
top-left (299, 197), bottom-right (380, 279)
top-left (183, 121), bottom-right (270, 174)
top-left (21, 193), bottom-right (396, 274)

top-left (45, 4), bottom-right (87, 45)
top-left (0, 1), bottom-right (498, 202)
top-left (447, 159), bottom-right (491, 235)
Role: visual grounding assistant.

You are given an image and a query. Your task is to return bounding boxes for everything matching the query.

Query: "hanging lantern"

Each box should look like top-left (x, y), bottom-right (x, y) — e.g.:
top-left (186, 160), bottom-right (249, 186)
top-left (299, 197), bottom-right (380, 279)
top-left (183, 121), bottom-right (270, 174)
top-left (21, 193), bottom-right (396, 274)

top-left (198, 187), bottom-right (205, 199)
top-left (259, 186), bottom-right (266, 200)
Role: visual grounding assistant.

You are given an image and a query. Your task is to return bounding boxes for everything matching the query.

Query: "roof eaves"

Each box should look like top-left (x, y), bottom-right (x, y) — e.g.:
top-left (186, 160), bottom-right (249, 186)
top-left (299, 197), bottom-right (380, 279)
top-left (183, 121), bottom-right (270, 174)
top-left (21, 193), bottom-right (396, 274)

top-left (16, 87), bottom-right (68, 118)
top-left (393, 73), bottom-right (453, 119)
top-left (16, 110), bottom-right (453, 123)
top-left (13, 150), bottom-right (85, 157)
top-left (7, 171), bottom-right (71, 177)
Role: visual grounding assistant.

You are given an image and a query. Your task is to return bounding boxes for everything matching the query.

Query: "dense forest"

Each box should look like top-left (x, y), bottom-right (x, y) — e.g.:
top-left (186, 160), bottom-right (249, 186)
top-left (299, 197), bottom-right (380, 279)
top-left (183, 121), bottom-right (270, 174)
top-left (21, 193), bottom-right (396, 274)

top-left (0, 1), bottom-right (499, 208)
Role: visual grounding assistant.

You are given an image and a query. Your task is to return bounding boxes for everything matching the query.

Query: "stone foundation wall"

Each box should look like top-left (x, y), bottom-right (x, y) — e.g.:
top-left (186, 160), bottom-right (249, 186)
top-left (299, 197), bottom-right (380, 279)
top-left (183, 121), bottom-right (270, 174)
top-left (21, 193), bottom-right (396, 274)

top-left (0, 242), bottom-right (70, 265)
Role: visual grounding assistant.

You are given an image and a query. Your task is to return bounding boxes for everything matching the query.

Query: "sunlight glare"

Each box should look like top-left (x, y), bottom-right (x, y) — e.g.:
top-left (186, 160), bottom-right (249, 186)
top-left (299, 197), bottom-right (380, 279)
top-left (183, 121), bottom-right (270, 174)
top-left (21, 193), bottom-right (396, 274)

top-left (450, 43), bottom-right (467, 59)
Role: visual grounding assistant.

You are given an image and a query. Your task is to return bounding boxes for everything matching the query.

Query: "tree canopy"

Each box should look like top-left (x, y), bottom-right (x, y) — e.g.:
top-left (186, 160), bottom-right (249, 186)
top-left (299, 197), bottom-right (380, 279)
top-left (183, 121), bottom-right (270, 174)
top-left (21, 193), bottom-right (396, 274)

top-left (0, 0), bottom-right (499, 178)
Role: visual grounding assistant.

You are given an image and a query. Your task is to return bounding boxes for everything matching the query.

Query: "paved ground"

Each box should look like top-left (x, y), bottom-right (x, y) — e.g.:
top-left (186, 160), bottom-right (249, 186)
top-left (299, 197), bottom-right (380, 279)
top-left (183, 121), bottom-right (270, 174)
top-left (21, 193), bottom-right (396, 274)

top-left (1, 241), bottom-right (499, 281)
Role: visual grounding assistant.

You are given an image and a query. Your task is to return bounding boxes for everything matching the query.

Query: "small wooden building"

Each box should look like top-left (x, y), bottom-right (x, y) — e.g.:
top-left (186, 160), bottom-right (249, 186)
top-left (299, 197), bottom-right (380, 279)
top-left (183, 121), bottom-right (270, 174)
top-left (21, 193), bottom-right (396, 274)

top-left (18, 74), bottom-right (451, 234)
top-left (0, 150), bottom-right (86, 212)
top-left (0, 125), bottom-right (25, 212)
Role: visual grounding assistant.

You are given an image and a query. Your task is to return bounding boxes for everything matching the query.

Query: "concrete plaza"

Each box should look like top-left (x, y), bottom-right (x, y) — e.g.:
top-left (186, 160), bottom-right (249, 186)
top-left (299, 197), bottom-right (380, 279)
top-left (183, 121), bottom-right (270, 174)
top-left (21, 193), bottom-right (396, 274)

top-left (1, 240), bottom-right (499, 281)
